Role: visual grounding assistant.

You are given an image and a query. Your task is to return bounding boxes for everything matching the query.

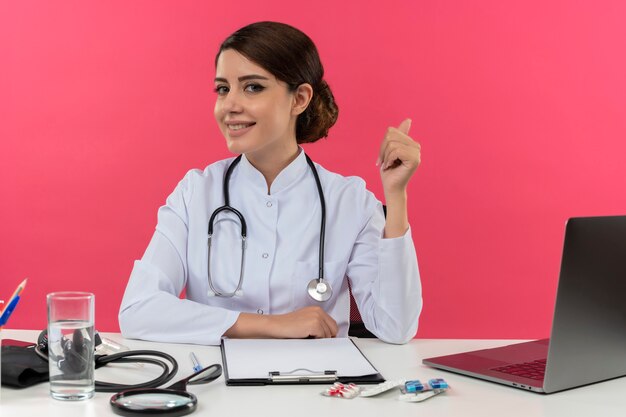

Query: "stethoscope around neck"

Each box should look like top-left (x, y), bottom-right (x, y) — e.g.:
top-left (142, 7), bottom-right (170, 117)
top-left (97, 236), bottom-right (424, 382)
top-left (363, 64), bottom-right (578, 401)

top-left (207, 153), bottom-right (332, 302)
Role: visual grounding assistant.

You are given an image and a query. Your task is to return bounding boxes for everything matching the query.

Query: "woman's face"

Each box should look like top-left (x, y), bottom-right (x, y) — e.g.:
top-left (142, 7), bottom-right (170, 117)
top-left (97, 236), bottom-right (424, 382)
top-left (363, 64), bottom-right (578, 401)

top-left (214, 49), bottom-right (298, 158)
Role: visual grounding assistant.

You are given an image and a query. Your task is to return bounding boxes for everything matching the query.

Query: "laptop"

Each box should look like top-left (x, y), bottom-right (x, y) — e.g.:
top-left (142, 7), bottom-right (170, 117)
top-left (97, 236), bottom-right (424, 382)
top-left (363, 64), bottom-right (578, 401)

top-left (423, 216), bottom-right (626, 393)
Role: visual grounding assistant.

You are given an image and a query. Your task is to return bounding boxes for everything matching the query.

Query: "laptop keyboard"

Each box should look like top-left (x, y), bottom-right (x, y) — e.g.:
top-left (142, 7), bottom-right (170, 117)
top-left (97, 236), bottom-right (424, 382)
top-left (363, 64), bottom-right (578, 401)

top-left (491, 359), bottom-right (546, 380)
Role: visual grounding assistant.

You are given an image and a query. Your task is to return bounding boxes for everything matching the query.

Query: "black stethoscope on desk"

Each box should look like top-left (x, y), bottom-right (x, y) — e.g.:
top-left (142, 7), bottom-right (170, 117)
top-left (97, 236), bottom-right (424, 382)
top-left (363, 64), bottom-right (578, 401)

top-left (207, 153), bottom-right (332, 302)
top-left (35, 329), bottom-right (222, 416)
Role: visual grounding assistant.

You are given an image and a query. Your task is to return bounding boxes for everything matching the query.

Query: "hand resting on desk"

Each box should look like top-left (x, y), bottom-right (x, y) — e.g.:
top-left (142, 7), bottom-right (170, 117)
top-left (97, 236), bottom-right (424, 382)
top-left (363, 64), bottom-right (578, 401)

top-left (224, 306), bottom-right (339, 339)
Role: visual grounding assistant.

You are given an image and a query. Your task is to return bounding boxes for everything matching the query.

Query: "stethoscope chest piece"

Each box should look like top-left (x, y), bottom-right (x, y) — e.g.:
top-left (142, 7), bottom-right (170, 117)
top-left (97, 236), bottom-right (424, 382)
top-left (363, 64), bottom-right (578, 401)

top-left (307, 278), bottom-right (333, 302)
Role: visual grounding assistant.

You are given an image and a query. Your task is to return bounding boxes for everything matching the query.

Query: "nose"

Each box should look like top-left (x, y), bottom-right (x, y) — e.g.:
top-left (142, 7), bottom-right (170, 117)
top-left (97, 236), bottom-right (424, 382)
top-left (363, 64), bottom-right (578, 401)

top-left (217, 89), bottom-right (244, 116)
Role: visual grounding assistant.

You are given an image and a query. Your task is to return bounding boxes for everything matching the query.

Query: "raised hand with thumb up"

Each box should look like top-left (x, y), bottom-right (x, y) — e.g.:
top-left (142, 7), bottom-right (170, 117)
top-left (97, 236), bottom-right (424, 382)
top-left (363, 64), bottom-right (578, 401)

top-left (376, 118), bottom-right (421, 238)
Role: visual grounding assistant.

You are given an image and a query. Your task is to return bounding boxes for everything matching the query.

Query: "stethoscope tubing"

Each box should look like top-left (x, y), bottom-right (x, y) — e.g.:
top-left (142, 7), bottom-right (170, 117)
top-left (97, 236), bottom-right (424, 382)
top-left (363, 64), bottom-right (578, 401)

top-left (95, 350), bottom-right (179, 392)
top-left (306, 154), bottom-right (326, 283)
top-left (206, 153), bottom-right (329, 300)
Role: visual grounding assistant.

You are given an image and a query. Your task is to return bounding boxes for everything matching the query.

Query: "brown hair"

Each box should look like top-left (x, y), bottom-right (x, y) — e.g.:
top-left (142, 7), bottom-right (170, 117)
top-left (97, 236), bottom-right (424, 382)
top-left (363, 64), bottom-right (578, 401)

top-left (216, 21), bottom-right (339, 143)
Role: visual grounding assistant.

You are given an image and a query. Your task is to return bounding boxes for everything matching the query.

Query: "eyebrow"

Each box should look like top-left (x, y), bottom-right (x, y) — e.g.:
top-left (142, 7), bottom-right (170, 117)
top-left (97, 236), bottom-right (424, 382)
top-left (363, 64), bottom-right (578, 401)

top-left (214, 74), bottom-right (270, 83)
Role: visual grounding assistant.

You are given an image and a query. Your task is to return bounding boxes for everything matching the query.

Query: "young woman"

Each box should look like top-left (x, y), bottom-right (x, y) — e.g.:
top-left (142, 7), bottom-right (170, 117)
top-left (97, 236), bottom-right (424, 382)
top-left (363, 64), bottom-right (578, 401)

top-left (119, 21), bottom-right (422, 345)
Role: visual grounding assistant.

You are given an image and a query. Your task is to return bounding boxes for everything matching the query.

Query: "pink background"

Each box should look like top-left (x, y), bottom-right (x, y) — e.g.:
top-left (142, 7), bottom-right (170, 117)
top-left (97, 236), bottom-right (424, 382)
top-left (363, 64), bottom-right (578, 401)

top-left (2, 1), bottom-right (626, 338)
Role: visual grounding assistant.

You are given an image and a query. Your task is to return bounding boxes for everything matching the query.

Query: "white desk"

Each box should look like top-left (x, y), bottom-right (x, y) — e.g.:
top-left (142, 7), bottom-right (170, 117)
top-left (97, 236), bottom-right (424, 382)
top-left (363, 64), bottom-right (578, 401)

top-left (1, 329), bottom-right (624, 416)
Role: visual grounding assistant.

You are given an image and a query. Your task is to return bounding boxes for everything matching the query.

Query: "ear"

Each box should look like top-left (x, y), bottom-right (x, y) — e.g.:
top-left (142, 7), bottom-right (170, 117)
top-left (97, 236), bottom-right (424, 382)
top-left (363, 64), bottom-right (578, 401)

top-left (291, 83), bottom-right (313, 116)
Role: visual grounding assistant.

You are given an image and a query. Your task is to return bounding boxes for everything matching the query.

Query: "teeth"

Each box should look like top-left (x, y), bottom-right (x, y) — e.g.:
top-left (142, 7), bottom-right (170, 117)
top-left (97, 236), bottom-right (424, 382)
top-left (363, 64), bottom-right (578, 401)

top-left (229, 123), bottom-right (253, 131)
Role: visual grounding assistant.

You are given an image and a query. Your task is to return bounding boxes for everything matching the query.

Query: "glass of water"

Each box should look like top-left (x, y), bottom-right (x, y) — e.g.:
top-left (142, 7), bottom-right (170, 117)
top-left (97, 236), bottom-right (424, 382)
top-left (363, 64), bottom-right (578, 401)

top-left (47, 292), bottom-right (95, 400)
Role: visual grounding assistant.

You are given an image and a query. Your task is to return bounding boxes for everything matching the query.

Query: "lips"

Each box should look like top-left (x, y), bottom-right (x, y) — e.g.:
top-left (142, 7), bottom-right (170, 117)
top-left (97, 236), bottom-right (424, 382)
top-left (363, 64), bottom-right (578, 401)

top-left (226, 121), bottom-right (255, 129)
top-left (225, 121), bottom-right (256, 137)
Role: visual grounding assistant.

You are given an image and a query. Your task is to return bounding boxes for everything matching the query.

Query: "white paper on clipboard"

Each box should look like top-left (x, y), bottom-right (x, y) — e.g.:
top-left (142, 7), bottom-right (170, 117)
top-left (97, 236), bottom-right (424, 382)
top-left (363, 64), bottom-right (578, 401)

top-left (222, 338), bottom-right (378, 379)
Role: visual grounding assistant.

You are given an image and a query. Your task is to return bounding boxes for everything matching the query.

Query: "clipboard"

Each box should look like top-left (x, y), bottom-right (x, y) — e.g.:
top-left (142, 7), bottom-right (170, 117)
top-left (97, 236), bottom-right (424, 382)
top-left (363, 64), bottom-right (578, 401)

top-left (220, 338), bottom-right (385, 386)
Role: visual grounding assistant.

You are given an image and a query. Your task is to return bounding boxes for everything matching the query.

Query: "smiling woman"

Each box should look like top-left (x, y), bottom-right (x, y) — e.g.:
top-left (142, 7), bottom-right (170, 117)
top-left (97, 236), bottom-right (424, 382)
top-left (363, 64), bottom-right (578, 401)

top-left (118, 21), bottom-right (423, 345)
top-left (214, 21), bottom-right (338, 145)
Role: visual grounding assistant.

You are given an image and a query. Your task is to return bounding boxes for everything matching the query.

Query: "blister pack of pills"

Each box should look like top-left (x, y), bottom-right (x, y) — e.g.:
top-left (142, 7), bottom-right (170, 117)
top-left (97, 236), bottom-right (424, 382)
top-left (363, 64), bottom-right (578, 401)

top-left (399, 388), bottom-right (447, 402)
top-left (323, 378), bottom-right (450, 402)
top-left (321, 382), bottom-right (361, 399)
top-left (403, 378), bottom-right (449, 393)
top-left (358, 379), bottom-right (406, 397)
top-left (399, 378), bottom-right (450, 402)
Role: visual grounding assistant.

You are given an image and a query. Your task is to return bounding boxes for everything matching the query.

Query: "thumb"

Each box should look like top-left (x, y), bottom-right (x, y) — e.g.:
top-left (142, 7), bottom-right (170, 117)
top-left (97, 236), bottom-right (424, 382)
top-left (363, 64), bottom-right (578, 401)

top-left (398, 118), bottom-right (412, 135)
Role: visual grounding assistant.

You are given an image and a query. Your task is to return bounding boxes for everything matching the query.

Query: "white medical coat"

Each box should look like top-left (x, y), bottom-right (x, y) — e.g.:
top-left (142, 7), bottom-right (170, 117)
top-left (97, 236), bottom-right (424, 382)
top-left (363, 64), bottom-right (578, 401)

top-left (119, 150), bottom-right (422, 345)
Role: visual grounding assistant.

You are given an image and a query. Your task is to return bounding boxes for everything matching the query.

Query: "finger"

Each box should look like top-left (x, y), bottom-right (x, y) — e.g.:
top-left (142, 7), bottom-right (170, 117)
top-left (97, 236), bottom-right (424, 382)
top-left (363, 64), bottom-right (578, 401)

top-left (316, 309), bottom-right (338, 338)
top-left (316, 316), bottom-right (332, 338)
top-left (385, 145), bottom-right (421, 171)
top-left (381, 142), bottom-right (405, 170)
top-left (377, 132), bottom-right (401, 167)
top-left (377, 126), bottom-right (415, 166)
top-left (305, 307), bottom-right (332, 338)
top-left (325, 315), bottom-right (338, 337)
top-left (320, 309), bottom-right (338, 338)
top-left (376, 139), bottom-right (386, 167)
top-left (378, 128), bottom-right (400, 166)
top-left (383, 143), bottom-right (420, 170)
top-left (398, 118), bottom-right (412, 135)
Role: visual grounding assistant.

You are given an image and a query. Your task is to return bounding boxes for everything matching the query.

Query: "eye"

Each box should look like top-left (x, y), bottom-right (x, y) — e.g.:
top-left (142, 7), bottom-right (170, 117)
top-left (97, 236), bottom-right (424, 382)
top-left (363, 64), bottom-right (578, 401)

top-left (214, 85), bottom-right (229, 96)
top-left (244, 83), bottom-right (265, 93)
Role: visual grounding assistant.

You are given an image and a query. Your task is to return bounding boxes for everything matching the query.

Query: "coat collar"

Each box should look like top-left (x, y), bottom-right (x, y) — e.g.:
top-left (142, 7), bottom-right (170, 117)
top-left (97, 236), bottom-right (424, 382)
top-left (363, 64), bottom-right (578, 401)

top-left (238, 148), bottom-right (309, 195)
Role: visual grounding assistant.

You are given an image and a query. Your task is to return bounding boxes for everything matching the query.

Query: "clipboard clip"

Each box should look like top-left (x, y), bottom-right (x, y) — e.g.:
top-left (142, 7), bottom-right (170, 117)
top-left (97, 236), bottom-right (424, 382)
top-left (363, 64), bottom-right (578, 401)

top-left (269, 368), bottom-right (338, 383)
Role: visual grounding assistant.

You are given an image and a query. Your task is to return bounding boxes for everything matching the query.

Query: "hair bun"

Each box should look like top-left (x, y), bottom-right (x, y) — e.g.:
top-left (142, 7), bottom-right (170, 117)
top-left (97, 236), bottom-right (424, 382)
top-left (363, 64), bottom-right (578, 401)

top-left (297, 80), bottom-right (339, 143)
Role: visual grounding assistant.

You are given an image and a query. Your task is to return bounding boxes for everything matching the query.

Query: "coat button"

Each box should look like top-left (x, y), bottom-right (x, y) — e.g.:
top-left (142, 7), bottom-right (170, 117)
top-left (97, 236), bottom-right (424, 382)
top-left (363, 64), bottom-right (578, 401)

top-left (257, 309), bottom-right (264, 315)
top-left (266, 201), bottom-right (272, 207)
top-left (262, 253), bottom-right (269, 259)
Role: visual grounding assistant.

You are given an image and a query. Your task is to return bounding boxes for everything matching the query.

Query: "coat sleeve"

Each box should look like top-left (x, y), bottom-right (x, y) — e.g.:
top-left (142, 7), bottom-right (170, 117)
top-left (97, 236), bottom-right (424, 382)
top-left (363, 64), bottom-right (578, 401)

top-left (346, 203), bottom-right (422, 344)
top-left (119, 172), bottom-right (239, 345)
